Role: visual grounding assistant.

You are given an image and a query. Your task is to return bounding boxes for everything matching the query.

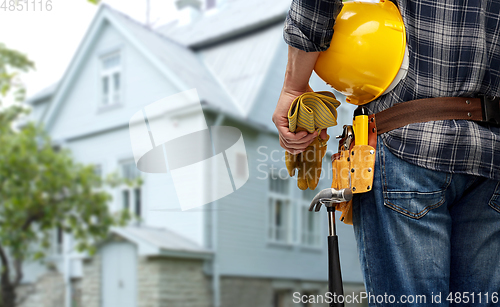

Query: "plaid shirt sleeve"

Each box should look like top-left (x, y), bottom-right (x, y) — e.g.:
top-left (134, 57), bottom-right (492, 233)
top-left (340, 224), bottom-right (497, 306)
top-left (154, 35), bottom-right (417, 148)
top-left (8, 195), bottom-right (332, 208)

top-left (283, 0), bottom-right (343, 52)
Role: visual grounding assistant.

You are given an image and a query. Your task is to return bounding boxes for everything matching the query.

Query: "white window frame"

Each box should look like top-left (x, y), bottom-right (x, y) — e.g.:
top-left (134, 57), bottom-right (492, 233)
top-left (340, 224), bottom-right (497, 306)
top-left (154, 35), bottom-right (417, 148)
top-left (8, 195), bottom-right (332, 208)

top-left (300, 202), bottom-right (322, 248)
top-left (51, 226), bottom-right (64, 255)
top-left (93, 164), bottom-right (102, 179)
top-left (100, 51), bottom-right (122, 108)
top-left (119, 160), bottom-right (142, 222)
top-left (299, 188), bottom-right (322, 248)
top-left (267, 174), bottom-right (293, 244)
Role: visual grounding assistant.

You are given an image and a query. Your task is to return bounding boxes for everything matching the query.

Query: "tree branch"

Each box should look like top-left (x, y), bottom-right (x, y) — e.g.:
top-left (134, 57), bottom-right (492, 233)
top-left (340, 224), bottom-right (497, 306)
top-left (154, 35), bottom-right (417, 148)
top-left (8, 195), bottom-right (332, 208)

top-left (13, 257), bottom-right (23, 287)
top-left (22, 210), bottom-right (44, 231)
top-left (11, 210), bottom-right (45, 287)
top-left (0, 243), bottom-right (11, 285)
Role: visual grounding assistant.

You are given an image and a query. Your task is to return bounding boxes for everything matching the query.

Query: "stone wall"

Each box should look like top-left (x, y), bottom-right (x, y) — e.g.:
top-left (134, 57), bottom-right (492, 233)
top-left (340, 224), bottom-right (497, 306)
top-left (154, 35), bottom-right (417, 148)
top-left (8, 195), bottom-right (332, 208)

top-left (71, 278), bottom-right (83, 307)
top-left (17, 271), bottom-right (65, 307)
top-left (220, 277), bottom-right (274, 307)
top-left (219, 277), bottom-right (366, 307)
top-left (138, 257), bottom-right (212, 307)
top-left (137, 257), bottom-right (161, 307)
top-left (17, 255), bottom-right (365, 307)
top-left (80, 255), bottom-right (101, 307)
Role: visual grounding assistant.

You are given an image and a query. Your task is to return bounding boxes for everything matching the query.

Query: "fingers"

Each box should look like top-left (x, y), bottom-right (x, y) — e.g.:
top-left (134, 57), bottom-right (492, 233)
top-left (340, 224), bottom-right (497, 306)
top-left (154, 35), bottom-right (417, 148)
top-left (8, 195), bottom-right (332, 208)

top-left (279, 137), bottom-right (302, 155)
top-left (278, 127), bottom-right (317, 153)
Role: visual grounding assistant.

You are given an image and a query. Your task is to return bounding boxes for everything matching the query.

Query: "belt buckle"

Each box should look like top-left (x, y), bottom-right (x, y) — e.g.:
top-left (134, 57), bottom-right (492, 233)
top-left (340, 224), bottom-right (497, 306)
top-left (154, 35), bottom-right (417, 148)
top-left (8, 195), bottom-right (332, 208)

top-left (480, 94), bottom-right (500, 125)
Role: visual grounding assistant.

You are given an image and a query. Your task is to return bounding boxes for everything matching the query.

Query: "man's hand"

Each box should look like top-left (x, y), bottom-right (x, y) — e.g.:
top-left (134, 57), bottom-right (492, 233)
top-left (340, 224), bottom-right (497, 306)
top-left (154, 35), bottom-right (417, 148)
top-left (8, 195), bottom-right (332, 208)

top-left (272, 46), bottom-right (326, 154)
top-left (273, 86), bottom-right (319, 154)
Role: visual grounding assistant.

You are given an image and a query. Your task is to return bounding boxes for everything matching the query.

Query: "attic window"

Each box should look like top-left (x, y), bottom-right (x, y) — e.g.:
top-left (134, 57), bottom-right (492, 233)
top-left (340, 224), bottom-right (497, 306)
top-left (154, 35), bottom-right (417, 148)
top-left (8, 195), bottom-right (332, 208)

top-left (100, 52), bottom-right (121, 107)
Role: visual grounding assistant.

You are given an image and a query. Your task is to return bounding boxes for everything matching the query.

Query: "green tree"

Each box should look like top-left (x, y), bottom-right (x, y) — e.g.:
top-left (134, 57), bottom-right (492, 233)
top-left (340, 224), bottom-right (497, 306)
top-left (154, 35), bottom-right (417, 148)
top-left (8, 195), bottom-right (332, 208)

top-left (0, 43), bottom-right (34, 105)
top-left (0, 44), bottom-right (130, 307)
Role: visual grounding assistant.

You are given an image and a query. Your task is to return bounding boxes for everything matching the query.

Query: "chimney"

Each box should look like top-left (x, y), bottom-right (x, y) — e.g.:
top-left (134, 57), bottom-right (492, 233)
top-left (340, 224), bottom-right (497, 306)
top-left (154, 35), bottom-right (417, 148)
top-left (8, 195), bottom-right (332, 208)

top-left (205, 0), bottom-right (216, 10)
top-left (175, 0), bottom-right (202, 26)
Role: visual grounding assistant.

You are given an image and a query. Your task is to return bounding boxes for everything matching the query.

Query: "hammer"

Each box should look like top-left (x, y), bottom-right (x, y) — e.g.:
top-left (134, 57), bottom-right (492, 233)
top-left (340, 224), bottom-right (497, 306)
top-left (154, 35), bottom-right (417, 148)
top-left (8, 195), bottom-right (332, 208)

top-left (309, 188), bottom-right (353, 307)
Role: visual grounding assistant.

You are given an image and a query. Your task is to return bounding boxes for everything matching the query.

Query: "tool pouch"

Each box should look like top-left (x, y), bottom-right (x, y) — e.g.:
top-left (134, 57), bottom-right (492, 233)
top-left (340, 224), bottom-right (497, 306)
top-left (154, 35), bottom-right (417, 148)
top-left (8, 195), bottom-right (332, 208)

top-left (332, 115), bottom-right (377, 224)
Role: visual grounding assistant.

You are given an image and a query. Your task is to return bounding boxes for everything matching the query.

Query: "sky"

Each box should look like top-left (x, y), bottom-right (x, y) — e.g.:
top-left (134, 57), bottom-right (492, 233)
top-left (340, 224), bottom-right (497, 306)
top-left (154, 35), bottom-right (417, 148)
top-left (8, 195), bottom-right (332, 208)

top-left (0, 0), bottom-right (179, 103)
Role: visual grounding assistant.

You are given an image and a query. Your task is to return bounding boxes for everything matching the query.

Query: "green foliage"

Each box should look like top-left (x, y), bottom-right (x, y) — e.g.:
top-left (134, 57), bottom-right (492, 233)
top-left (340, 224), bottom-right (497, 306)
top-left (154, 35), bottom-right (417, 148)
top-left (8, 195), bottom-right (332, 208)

top-left (0, 26), bottom-right (127, 307)
top-left (0, 108), bottom-right (131, 261)
top-left (0, 43), bottom-right (34, 105)
top-left (0, 44), bottom-right (132, 284)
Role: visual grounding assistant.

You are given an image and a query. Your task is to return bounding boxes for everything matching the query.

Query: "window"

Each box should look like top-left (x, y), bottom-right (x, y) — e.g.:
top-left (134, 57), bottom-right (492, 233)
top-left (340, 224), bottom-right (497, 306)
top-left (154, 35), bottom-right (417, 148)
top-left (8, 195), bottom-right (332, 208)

top-left (122, 161), bottom-right (140, 181)
top-left (120, 161), bottom-right (142, 220)
top-left (273, 290), bottom-right (290, 307)
top-left (100, 52), bottom-right (121, 107)
top-left (53, 226), bottom-right (63, 254)
top-left (301, 291), bottom-right (319, 307)
top-left (301, 189), bottom-right (321, 247)
top-left (268, 176), bottom-right (292, 243)
top-left (93, 164), bottom-right (102, 178)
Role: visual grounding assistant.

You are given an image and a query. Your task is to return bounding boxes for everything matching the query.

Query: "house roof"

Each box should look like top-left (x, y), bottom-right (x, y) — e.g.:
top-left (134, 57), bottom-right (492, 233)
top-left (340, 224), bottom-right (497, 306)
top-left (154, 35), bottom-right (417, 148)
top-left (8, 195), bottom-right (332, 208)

top-left (31, 1), bottom-right (290, 133)
top-left (106, 5), bottom-right (242, 116)
top-left (39, 4), bottom-right (244, 130)
top-left (25, 82), bottom-right (58, 105)
top-left (198, 22), bottom-right (283, 117)
top-left (156, 0), bottom-right (290, 48)
top-left (112, 226), bottom-right (213, 259)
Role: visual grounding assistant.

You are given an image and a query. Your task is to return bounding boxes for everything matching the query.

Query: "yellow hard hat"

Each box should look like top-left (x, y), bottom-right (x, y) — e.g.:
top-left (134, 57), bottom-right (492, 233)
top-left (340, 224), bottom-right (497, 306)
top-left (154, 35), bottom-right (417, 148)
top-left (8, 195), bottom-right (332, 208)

top-left (314, 0), bottom-right (407, 106)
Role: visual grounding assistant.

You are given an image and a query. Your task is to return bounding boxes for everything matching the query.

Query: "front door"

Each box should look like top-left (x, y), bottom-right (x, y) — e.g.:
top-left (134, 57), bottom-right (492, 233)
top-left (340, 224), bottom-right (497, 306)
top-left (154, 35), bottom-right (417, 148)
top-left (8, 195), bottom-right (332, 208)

top-left (101, 241), bottom-right (137, 307)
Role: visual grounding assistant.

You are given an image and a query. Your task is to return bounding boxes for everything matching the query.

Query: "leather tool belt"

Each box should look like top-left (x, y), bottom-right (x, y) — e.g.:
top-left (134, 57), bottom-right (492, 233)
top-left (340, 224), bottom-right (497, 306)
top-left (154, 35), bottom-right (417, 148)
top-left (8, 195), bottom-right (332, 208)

top-left (332, 95), bottom-right (500, 225)
top-left (374, 95), bottom-right (500, 134)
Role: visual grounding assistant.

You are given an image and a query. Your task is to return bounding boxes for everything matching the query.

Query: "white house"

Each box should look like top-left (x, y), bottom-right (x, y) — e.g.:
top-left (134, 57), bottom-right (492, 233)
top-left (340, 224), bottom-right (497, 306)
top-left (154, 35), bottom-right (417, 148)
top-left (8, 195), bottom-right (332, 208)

top-left (23, 0), bottom-right (363, 306)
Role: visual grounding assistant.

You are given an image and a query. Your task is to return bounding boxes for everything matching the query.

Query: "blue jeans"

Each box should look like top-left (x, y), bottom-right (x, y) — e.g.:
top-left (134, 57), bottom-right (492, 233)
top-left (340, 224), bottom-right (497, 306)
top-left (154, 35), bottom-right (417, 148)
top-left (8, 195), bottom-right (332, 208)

top-left (353, 137), bottom-right (500, 306)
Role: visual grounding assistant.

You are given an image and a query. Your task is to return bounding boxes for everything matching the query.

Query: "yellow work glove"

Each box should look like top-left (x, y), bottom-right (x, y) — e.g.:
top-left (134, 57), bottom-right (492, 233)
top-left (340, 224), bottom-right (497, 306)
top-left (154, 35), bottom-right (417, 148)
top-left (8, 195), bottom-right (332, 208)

top-left (286, 132), bottom-right (330, 190)
top-left (285, 91), bottom-right (340, 190)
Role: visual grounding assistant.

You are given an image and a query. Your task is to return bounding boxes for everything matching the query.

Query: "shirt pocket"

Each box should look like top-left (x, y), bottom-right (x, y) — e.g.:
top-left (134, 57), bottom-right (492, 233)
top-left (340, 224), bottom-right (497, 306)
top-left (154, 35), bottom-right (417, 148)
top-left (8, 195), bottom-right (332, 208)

top-left (380, 141), bottom-right (451, 219)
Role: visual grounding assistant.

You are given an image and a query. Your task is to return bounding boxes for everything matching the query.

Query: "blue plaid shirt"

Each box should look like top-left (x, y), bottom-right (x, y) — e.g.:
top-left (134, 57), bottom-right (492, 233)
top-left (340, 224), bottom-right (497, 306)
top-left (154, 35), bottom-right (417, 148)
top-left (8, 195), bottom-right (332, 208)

top-left (284, 0), bottom-right (500, 180)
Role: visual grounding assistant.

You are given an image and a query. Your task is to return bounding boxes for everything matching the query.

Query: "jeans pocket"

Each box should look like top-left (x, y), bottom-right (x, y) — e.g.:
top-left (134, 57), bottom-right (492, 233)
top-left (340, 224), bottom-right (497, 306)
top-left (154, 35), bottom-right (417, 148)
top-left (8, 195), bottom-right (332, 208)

top-left (488, 182), bottom-right (500, 214)
top-left (380, 139), bottom-right (451, 219)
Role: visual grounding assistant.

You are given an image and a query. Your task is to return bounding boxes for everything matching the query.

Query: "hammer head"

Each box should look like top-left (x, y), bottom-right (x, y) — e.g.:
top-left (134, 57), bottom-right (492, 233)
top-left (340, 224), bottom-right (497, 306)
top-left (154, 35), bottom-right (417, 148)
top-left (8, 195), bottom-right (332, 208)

top-left (308, 188), bottom-right (353, 212)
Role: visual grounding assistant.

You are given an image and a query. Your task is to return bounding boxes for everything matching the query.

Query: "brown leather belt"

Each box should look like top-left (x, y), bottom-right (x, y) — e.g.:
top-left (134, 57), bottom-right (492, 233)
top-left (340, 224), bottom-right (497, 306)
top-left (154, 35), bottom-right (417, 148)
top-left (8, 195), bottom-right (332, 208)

top-left (373, 96), bottom-right (500, 135)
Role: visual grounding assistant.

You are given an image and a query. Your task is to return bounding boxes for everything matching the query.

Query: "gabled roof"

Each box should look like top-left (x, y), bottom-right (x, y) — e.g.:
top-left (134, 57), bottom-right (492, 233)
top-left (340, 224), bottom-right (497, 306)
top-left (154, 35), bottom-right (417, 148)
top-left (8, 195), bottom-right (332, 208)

top-left (198, 23), bottom-right (283, 117)
top-left (33, 1), bottom-right (293, 134)
top-left (112, 226), bottom-right (213, 259)
top-left (156, 0), bottom-right (290, 48)
top-left (25, 82), bottom-right (57, 105)
top-left (107, 6), bottom-right (241, 115)
top-left (41, 3), bottom-right (241, 131)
